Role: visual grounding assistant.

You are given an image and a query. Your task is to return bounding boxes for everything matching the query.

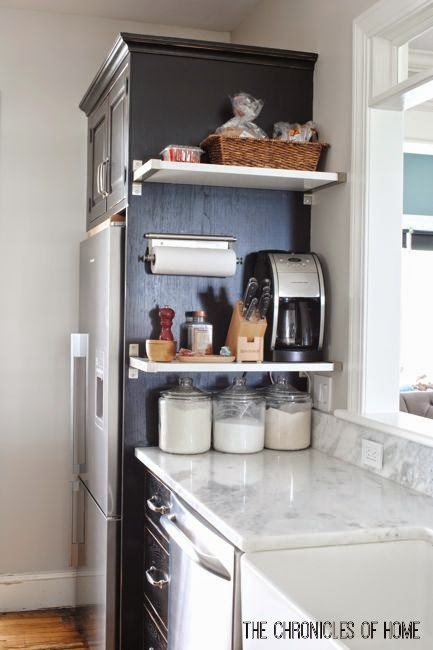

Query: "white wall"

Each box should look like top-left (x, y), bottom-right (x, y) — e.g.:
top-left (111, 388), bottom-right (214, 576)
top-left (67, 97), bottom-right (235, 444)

top-left (405, 108), bottom-right (433, 142)
top-left (233, 0), bottom-right (377, 408)
top-left (0, 6), bottom-right (228, 605)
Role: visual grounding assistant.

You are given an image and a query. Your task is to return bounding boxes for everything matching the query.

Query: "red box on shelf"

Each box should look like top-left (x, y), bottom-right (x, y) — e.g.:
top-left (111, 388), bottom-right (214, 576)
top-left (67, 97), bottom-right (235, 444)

top-left (160, 145), bottom-right (203, 163)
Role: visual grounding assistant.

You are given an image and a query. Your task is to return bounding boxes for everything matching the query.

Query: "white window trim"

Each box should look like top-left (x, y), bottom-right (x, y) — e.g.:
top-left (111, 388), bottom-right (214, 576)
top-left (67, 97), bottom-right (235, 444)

top-left (343, 0), bottom-right (433, 444)
top-left (404, 139), bottom-right (433, 154)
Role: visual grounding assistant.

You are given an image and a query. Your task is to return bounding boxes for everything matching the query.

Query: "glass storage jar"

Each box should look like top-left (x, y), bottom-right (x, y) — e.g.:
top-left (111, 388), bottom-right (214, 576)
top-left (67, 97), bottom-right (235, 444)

top-left (180, 311), bottom-right (194, 349)
top-left (159, 377), bottom-right (212, 454)
top-left (179, 310), bottom-right (213, 354)
top-left (263, 377), bottom-right (311, 450)
top-left (212, 377), bottom-right (265, 454)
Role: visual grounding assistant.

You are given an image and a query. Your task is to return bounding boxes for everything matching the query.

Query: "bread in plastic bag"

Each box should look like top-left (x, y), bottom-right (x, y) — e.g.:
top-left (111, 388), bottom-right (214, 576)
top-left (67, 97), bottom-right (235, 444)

top-left (273, 120), bottom-right (318, 143)
top-left (216, 92), bottom-right (267, 140)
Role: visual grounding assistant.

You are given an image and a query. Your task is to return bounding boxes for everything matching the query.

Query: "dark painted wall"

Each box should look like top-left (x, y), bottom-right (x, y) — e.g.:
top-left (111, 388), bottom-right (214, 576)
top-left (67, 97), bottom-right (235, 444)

top-left (121, 42), bottom-right (316, 649)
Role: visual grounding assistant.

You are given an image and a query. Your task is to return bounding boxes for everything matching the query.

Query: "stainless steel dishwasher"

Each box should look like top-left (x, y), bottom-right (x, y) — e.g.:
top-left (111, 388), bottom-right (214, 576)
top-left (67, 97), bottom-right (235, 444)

top-left (160, 493), bottom-right (241, 650)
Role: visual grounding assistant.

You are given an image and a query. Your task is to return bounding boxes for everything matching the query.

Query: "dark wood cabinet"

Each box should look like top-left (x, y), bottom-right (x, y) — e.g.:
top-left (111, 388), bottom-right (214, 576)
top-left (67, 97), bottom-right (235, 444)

top-left (143, 526), bottom-right (169, 627)
top-left (87, 99), bottom-right (108, 224)
top-left (80, 32), bottom-right (318, 649)
top-left (83, 65), bottom-right (128, 229)
top-left (107, 67), bottom-right (129, 213)
top-left (143, 470), bottom-right (169, 646)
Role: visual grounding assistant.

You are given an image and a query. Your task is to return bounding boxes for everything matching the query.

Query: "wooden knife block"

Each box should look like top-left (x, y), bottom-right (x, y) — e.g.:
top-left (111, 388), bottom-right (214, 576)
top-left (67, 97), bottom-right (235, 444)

top-left (225, 300), bottom-right (267, 362)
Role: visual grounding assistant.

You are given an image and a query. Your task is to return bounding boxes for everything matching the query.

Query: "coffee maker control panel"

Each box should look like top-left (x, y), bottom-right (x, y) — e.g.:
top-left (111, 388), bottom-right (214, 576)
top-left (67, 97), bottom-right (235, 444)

top-left (275, 254), bottom-right (317, 273)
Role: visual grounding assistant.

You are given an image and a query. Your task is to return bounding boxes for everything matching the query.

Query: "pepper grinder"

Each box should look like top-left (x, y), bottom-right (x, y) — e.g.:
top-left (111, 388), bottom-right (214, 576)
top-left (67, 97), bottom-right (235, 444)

top-left (145, 305), bottom-right (177, 362)
top-left (159, 306), bottom-right (175, 341)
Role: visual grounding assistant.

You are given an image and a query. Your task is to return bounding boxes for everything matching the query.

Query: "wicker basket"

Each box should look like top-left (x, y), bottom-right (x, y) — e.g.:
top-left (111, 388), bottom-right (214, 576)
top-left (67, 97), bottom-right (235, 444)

top-left (200, 135), bottom-right (328, 171)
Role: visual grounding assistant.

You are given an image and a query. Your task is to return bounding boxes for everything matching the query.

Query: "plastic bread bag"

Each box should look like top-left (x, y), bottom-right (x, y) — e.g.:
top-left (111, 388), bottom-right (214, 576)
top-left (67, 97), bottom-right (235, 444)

top-left (216, 92), bottom-right (267, 139)
top-left (273, 120), bottom-right (318, 142)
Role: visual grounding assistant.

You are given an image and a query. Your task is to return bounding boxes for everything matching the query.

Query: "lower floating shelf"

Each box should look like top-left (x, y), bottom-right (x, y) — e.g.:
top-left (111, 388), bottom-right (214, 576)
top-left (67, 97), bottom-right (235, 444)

top-left (129, 357), bottom-right (342, 374)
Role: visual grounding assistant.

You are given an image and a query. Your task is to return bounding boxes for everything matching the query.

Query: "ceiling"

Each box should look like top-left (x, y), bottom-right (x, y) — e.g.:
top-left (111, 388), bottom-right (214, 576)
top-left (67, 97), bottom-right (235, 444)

top-left (0, 0), bottom-right (261, 31)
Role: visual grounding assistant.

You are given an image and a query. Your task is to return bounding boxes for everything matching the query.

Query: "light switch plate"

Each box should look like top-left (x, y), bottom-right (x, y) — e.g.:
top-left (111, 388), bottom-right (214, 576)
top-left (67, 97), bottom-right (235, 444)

top-left (361, 438), bottom-right (383, 471)
top-left (312, 375), bottom-right (333, 412)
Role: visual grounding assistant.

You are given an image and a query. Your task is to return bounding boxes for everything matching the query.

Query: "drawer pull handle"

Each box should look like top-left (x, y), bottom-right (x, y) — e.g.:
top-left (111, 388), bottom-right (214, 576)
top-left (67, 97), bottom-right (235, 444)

top-left (147, 495), bottom-right (170, 515)
top-left (145, 565), bottom-right (169, 590)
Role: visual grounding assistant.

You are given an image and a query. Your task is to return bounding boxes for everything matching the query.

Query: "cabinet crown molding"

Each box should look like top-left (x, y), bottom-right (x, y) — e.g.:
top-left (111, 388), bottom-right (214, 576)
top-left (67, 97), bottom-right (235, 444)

top-left (79, 32), bottom-right (318, 116)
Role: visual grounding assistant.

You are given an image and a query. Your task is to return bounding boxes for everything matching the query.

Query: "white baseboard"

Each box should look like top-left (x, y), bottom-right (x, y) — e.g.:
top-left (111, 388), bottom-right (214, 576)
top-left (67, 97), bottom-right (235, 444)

top-left (0, 569), bottom-right (76, 612)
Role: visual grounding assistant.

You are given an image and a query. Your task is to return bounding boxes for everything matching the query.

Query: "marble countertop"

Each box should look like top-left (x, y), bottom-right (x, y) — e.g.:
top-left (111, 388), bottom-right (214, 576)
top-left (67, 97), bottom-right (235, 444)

top-left (135, 446), bottom-right (433, 552)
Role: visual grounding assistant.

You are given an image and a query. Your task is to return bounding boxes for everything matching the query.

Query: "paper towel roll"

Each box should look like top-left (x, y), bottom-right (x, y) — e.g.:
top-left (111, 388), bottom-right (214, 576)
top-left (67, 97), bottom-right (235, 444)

top-left (150, 246), bottom-right (237, 277)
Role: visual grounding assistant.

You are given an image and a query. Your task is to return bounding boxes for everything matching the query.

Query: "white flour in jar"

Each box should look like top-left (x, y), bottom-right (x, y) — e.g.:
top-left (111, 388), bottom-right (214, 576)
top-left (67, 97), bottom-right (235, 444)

top-left (159, 400), bottom-right (211, 454)
top-left (265, 407), bottom-right (311, 450)
top-left (213, 416), bottom-right (264, 453)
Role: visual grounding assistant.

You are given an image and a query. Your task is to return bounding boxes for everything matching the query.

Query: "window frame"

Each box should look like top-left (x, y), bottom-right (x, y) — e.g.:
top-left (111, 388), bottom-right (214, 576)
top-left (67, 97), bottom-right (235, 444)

top-left (341, 0), bottom-right (433, 445)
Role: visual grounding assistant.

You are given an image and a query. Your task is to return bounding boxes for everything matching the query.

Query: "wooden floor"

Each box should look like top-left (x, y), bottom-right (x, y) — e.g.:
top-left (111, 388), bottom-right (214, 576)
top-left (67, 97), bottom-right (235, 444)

top-left (0, 609), bottom-right (87, 650)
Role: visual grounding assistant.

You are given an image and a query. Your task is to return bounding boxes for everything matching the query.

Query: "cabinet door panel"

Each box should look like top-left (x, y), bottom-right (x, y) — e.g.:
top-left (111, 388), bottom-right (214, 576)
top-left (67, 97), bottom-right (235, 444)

top-left (145, 470), bottom-right (171, 539)
top-left (144, 527), bottom-right (169, 628)
top-left (88, 99), bottom-right (108, 224)
top-left (107, 67), bottom-right (128, 212)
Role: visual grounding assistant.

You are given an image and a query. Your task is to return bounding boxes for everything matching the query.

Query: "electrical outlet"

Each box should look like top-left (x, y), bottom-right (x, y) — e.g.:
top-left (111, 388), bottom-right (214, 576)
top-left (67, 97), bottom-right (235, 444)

top-left (312, 375), bottom-right (333, 412)
top-left (361, 439), bottom-right (383, 471)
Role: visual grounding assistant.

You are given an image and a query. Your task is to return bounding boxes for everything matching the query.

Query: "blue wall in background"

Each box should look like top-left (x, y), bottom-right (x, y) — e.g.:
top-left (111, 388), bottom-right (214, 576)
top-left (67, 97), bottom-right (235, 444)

top-left (404, 153), bottom-right (433, 215)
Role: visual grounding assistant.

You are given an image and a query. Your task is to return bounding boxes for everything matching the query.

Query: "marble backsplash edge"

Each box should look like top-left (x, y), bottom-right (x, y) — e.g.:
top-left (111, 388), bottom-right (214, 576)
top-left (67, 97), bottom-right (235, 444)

top-left (312, 410), bottom-right (433, 499)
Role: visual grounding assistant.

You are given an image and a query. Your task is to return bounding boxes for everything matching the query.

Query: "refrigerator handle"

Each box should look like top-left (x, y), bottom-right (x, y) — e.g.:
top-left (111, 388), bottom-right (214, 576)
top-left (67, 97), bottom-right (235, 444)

top-left (71, 480), bottom-right (85, 568)
top-left (70, 333), bottom-right (89, 474)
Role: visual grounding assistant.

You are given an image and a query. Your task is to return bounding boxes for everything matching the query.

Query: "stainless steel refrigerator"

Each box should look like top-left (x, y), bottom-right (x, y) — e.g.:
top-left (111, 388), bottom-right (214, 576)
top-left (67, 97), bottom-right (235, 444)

top-left (70, 224), bottom-right (124, 650)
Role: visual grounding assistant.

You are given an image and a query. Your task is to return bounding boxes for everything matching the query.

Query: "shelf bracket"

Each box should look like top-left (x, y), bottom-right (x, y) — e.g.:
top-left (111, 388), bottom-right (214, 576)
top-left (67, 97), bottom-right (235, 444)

top-left (128, 343), bottom-right (139, 379)
top-left (132, 160), bottom-right (143, 196)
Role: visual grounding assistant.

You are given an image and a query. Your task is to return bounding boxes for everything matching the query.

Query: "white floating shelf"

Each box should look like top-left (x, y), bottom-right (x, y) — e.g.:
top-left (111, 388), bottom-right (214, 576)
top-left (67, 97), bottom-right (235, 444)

top-left (130, 357), bottom-right (341, 374)
top-left (133, 159), bottom-right (346, 193)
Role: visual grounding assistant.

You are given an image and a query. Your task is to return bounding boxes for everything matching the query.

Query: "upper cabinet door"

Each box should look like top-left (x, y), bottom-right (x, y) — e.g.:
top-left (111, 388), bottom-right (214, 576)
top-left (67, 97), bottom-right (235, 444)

top-left (88, 99), bottom-right (108, 224)
top-left (107, 67), bottom-right (129, 213)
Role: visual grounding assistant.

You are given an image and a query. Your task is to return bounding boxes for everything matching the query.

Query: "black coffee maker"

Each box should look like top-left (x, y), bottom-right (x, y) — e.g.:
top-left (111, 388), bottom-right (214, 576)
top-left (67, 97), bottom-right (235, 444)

top-left (255, 251), bottom-right (325, 362)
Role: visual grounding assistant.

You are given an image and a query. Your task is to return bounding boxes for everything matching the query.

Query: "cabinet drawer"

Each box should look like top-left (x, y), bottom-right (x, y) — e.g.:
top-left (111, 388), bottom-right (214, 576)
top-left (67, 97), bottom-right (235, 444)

top-left (143, 604), bottom-right (167, 650)
top-left (145, 471), bottom-right (171, 536)
top-left (144, 527), bottom-right (169, 626)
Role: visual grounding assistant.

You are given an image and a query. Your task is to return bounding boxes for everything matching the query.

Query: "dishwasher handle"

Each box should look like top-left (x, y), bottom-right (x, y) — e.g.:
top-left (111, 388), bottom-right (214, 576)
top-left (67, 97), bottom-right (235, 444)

top-left (160, 514), bottom-right (231, 581)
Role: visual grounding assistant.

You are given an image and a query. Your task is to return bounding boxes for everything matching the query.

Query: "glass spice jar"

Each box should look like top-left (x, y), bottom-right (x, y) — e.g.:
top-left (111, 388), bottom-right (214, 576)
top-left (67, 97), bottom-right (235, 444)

top-left (180, 310), bottom-right (213, 355)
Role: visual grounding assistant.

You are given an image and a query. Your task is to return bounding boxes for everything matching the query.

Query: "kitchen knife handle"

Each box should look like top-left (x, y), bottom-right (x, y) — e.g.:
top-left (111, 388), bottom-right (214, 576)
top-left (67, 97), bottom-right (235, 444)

top-left (258, 293), bottom-right (271, 319)
top-left (245, 296), bottom-right (258, 321)
top-left (242, 277), bottom-right (258, 315)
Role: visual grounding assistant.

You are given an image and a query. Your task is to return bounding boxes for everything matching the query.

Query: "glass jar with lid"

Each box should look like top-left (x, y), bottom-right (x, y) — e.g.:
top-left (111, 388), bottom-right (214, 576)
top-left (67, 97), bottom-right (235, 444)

top-left (180, 311), bottom-right (194, 349)
top-left (159, 377), bottom-right (212, 454)
top-left (263, 377), bottom-right (312, 450)
top-left (180, 310), bottom-right (213, 355)
top-left (212, 377), bottom-right (265, 454)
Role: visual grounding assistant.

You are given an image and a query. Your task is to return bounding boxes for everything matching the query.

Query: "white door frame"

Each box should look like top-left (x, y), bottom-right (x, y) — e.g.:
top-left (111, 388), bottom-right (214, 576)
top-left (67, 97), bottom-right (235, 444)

top-left (348, 0), bottom-right (433, 414)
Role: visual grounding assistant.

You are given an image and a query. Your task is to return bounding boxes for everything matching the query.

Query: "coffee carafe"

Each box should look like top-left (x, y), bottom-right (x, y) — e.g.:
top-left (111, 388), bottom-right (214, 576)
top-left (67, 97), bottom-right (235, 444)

top-left (276, 298), bottom-right (314, 349)
top-left (255, 252), bottom-right (325, 362)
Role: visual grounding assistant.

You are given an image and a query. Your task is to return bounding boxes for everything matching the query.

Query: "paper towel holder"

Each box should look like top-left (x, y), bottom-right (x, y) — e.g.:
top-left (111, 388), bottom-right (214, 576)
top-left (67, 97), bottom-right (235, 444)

top-left (142, 232), bottom-right (243, 266)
